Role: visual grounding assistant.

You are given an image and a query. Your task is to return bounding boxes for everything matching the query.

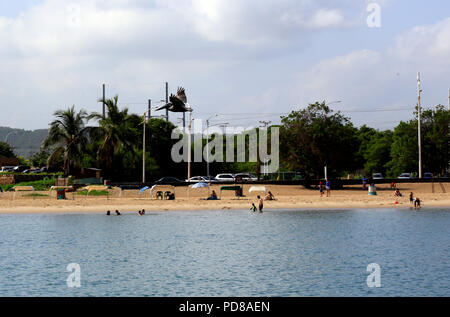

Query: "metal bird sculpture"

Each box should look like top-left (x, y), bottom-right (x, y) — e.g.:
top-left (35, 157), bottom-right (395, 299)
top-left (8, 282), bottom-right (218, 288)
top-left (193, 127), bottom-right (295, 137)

top-left (156, 87), bottom-right (192, 113)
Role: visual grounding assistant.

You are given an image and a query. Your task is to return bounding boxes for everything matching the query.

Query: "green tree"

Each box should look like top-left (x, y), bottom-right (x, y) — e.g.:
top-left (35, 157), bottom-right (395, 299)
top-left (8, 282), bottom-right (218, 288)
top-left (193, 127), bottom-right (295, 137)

top-left (386, 105), bottom-right (449, 177)
top-left (88, 96), bottom-right (140, 175)
top-left (280, 102), bottom-right (359, 178)
top-left (0, 141), bottom-right (15, 158)
top-left (42, 106), bottom-right (89, 175)
top-left (363, 130), bottom-right (393, 176)
top-left (29, 150), bottom-right (50, 167)
top-left (421, 105), bottom-right (450, 175)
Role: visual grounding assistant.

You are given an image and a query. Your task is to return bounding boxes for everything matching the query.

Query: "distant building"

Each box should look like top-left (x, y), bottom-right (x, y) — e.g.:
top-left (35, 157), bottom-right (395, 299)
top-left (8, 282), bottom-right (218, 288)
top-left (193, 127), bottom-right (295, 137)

top-left (0, 157), bottom-right (20, 167)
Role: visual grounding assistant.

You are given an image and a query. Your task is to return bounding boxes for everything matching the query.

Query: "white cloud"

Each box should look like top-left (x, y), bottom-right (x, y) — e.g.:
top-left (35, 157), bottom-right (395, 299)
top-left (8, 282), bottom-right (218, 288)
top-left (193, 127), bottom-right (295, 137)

top-left (0, 0), bottom-right (447, 130)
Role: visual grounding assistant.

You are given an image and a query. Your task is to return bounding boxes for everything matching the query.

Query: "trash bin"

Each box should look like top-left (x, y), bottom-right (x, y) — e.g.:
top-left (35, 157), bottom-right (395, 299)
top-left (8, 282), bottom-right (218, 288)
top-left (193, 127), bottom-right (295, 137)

top-left (57, 190), bottom-right (66, 200)
top-left (368, 185), bottom-right (377, 196)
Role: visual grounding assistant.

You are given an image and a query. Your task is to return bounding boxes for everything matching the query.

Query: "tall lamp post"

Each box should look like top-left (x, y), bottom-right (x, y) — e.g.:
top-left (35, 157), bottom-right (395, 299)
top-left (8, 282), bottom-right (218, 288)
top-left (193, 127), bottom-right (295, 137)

top-left (205, 116), bottom-right (229, 182)
top-left (186, 104), bottom-right (194, 182)
top-left (142, 110), bottom-right (150, 184)
top-left (4, 131), bottom-right (17, 143)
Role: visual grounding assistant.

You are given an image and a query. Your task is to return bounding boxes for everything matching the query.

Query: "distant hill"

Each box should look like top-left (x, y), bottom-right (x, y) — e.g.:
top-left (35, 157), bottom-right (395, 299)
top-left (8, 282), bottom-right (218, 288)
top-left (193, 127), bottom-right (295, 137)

top-left (0, 127), bottom-right (48, 158)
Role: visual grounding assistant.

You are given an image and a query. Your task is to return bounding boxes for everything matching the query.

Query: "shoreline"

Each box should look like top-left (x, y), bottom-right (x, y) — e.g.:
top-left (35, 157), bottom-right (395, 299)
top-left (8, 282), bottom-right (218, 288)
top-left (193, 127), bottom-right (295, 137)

top-left (1, 183), bottom-right (448, 214)
top-left (1, 198), bottom-right (449, 215)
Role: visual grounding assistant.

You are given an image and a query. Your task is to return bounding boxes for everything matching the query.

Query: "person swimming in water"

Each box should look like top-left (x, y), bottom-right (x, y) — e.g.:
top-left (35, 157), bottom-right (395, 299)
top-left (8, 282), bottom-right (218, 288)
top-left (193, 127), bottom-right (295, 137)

top-left (115, 210), bottom-right (121, 216)
top-left (106, 210), bottom-right (111, 216)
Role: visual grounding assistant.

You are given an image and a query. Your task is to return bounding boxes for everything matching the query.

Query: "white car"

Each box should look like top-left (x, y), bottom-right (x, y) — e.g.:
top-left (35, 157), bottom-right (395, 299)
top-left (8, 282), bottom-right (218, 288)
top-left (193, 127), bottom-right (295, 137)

top-left (186, 176), bottom-right (207, 183)
top-left (186, 176), bottom-right (217, 183)
top-left (234, 173), bottom-right (258, 181)
top-left (372, 173), bottom-right (384, 180)
top-left (398, 173), bottom-right (413, 179)
top-left (214, 174), bottom-right (236, 182)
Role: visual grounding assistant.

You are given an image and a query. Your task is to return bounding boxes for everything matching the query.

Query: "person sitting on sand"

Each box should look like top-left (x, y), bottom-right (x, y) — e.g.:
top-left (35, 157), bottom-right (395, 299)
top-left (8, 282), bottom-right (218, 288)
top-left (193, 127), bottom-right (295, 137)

top-left (250, 203), bottom-right (257, 212)
top-left (207, 190), bottom-right (218, 200)
top-left (115, 210), bottom-right (121, 216)
top-left (264, 191), bottom-right (275, 201)
top-left (414, 197), bottom-right (421, 209)
top-left (394, 189), bottom-right (403, 197)
top-left (106, 210), bottom-right (111, 216)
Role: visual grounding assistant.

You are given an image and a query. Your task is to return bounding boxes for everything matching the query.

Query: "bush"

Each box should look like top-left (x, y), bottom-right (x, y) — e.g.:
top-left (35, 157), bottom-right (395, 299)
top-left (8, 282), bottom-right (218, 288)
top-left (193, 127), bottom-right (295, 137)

top-left (2, 178), bottom-right (57, 192)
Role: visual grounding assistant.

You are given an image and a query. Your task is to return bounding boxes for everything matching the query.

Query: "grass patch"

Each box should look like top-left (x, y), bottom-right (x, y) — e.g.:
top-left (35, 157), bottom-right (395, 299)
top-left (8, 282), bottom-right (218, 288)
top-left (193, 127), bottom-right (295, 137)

top-left (22, 193), bottom-right (49, 197)
top-left (76, 190), bottom-right (109, 196)
top-left (2, 178), bottom-right (57, 192)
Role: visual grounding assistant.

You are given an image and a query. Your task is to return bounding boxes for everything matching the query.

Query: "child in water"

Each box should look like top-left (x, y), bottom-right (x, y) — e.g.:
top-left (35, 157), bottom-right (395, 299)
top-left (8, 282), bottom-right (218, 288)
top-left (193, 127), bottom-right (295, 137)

top-left (250, 203), bottom-right (257, 212)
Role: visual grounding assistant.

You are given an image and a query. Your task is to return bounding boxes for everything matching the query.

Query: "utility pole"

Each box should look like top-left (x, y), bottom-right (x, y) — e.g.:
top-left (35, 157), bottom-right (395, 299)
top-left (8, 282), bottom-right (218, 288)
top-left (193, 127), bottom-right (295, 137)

top-left (165, 82), bottom-right (169, 122)
top-left (102, 84), bottom-right (106, 118)
top-left (187, 105), bottom-right (193, 182)
top-left (142, 110), bottom-right (151, 184)
top-left (417, 72), bottom-right (423, 179)
top-left (258, 121), bottom-right (271, 178)
top-left (148, 99), bottom-right (152, 123)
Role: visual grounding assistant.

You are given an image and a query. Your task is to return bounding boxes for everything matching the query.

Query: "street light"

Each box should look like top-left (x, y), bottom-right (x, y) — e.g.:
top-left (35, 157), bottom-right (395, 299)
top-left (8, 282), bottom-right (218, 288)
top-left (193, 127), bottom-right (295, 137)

top-left (4, 131), bottom-right (17, 143)
top-left (186, 103), bottom-right (194, 182)
top-left (205, 115), bottom-right (229, 182)
top-left (326, 100), bottom-right (342, 106)
top-left (142, 110), bottom-right (150, 184)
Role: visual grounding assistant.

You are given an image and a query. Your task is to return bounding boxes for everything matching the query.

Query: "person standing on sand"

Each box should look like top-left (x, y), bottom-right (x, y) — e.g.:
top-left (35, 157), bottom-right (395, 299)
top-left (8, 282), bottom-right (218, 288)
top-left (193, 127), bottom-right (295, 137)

top-left (319, 182), bottom-right (324, 197)
top-left (326, 180), bottom-right (331, 197)
top-left (409, 192), bottom-right (414, 205)
top-left (257, 195), bottom-right (264, 213)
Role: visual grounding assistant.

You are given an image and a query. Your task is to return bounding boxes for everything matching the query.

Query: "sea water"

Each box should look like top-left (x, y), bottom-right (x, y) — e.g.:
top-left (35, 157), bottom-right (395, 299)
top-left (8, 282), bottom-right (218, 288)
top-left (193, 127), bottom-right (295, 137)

top-left (0, 208), bottom-right (449, 297)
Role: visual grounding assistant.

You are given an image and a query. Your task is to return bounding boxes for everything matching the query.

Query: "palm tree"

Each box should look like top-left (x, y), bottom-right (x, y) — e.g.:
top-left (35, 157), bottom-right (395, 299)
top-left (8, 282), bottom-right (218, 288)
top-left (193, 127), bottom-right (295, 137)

top-left (43, 106), bottom-right (89, 175)
top-left (88, 95), bottom-right (139, 171)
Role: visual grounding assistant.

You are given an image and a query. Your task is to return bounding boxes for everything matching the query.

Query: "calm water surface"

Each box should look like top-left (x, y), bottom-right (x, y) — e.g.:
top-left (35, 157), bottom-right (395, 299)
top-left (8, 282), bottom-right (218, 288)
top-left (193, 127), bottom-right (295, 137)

top-left (0, 208), bottom-right (449, 296)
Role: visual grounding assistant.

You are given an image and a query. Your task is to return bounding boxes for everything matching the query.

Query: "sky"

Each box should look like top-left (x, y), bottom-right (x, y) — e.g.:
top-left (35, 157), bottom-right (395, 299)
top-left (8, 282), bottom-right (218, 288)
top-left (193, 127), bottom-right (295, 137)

top-left (0, 0), bottom-right (449, 130)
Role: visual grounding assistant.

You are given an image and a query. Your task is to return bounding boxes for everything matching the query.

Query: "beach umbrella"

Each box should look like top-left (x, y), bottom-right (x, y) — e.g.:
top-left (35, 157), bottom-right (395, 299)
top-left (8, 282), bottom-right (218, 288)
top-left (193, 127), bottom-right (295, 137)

top-left (139, 186), bottom-right (150, 194)
top-left (191, 182), bottom-right (209, 189)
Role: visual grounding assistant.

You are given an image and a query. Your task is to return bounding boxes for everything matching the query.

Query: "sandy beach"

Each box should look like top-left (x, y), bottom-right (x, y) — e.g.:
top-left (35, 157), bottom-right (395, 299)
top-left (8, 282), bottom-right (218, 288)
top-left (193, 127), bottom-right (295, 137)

top-left (0, 182), bottom-right (449, 214)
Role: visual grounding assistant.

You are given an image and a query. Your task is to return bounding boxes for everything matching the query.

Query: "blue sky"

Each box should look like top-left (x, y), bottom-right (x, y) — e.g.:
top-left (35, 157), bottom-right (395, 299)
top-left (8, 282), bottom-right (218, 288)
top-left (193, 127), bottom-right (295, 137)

top-left (0, 0), bottom-right (449, 130)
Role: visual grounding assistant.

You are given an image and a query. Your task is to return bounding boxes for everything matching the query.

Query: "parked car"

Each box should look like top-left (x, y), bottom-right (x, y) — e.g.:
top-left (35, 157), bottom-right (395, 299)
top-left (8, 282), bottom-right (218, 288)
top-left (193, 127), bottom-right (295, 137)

top-left (0, 166), bottom-right (15, 173)
top-left (13, 165), bottom-right (31, 173)
top-left (423, 172), bottom-right (433, 179)
top-left (186, 176), bottom-right (206, 183)
top-left (372, 173), bottom-right (384, 180)
top-left (398, 173), bottom-right (413, 179)
top-left (234, 173), bottom-right (258, 182)
top-left (155, 177), bottom-right (183, 184)
top-left (214, 174), bottom-right (236, 182)
top-left (201, 176), bottom-right (217, 183)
